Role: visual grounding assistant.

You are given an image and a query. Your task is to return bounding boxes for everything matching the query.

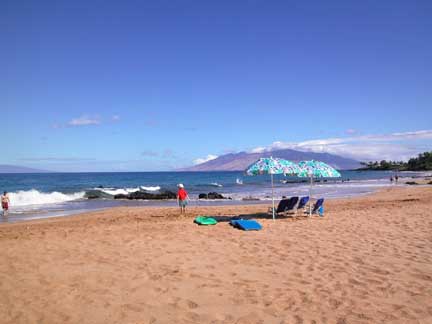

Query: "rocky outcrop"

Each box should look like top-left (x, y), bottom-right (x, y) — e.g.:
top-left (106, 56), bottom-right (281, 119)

top-left (198, 192), bottom-right (231, 199)
top-left (114, 190), bottom-right (177, 200)
top-left (405, 181), bottom-right (419, 185)
top-left (84, 190), bottom-right (113, 199)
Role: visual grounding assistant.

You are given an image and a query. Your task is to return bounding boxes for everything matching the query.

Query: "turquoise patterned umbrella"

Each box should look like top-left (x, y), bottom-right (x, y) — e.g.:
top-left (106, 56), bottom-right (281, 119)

top-left (245, 157), bottom-right (301, 176)
top-left (245, 157), bottom-right (300, 220)
top-left (297, 160), bottom-right (341, 216)
top-left (297, 160), bottom-right (341, 178)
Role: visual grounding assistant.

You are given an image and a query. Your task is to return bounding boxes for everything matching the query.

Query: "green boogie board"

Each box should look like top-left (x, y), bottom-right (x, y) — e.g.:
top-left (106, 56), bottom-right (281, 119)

top-left (194, 216), bottom-right (218, 225)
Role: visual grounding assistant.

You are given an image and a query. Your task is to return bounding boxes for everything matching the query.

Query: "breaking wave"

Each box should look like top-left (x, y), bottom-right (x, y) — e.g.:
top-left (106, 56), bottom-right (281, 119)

top-left (8, 189), bottom-right (85, 207)
top-left (140, 186), bottom-right (161, 191)
top-left (94, 187), bottom-right (140, 196)
top-left (92, 185), bottom-right (161, 196)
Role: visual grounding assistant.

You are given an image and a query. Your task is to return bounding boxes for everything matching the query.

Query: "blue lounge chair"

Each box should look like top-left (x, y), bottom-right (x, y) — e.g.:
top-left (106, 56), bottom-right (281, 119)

top-left (310, 198), bottom-right (325, 216)
top-left (297, 196), bottom-right (310, 209)
top-left (268, 197), bottom-right (299, 217)
top-left (284, 196), bottom-right (300, 216)
top-left (268, 198), bottom-right (290, 217)
top-left (295, 196), bottom-right (310, 215)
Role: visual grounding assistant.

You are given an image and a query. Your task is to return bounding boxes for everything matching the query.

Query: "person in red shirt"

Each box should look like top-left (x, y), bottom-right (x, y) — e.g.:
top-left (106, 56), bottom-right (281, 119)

top-left (1, 191), bottom-right (10, 217)
top-left (177, 184), bottom-right (189, 214)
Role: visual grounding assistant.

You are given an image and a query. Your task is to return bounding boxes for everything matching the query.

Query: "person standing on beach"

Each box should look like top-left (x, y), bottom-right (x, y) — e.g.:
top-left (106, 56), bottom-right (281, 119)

top-left (177, 184), bottom-right (189, 214)
top-left (1, 191), bottom-right (10, 216)
top-left (395, 174), bottom-right (399, 184)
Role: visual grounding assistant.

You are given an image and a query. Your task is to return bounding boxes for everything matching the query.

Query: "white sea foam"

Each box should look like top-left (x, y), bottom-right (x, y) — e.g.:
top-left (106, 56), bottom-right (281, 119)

top-left (8, 189), bottom-right (85, 207)
top-left (210, 182), bottom-right (223, 187)
top-left (94, 186), bottom-right (160, 195)
top-left (140, 186), bottom-right (161, 191)
top-left (97, 188), bottom-right (140, 195)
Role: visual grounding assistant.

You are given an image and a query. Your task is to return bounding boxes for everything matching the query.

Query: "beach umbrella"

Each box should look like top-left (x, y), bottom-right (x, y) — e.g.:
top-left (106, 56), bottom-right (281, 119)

top-left (245, 157), bottom-right (300, 220)
top-left (297, 160), bottom-right (341, 216)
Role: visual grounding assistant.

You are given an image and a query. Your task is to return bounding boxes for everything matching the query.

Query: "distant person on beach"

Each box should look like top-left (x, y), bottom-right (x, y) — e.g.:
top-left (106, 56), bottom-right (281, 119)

top-left (395, 175), bottom-right (399, 184)
top-left (177, 184), bottom-right (189, 214)
top-left (1, 191), bottom-right (10, 216)
top-left (390, 176), bottom-right (394, 184)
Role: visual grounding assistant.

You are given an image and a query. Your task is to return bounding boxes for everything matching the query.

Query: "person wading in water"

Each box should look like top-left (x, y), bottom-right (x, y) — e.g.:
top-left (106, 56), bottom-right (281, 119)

top-left (1, 191), bottom-right (10, 217)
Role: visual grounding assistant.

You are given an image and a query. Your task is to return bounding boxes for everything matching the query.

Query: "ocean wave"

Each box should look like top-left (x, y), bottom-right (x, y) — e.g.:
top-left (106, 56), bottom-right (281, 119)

top-left (95, 188), bottom-right (140, 196)
top-left (8, 189), bottom-right (85, 207)
top-left (140, 186), bottom-right (161, 191)
top-left (210, 182), bottom-right (223, 187)
top-left (91, 186), bottom-right (161, 196)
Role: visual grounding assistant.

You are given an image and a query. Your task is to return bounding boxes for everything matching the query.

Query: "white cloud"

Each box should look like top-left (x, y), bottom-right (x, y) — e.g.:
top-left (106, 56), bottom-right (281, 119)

top-left (299, 143), bottom-right (421, 162)
top-left (67, 115), bottom-right (101, 126)
top-left (248, 130), bottom-right (432, 161)
top-left (250, 147), bottom-right (266, 153)
top-left (112, 115), bottom-right (120, 121)
top-left (193, 154), bottom-right (218, 165)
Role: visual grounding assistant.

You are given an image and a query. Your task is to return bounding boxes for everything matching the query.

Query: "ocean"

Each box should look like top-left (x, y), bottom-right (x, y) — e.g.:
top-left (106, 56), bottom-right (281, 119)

top-left (0, 170), bottom-right (427, 223)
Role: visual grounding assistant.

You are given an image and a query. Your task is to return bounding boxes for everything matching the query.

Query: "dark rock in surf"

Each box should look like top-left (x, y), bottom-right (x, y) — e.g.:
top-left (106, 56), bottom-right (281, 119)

top-left (208, 192), bottom-right (225, 199)
top-left (405, 181), bottom-right (419, 185)
top-left (199, 192), bottom-right (231, 200)
top-left (114, 190), bottom-right (177, 200)
top-left (86, 194), bottom-right (101, 199)
top-left (114, 194), bottom-right (129, 199)
top-left (84, 190), bottom-right (112, 199)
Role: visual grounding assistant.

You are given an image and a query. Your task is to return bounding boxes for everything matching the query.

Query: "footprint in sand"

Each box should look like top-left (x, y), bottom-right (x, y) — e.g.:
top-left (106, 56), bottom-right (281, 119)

top-left (186, 300), bottom-right (199, 309)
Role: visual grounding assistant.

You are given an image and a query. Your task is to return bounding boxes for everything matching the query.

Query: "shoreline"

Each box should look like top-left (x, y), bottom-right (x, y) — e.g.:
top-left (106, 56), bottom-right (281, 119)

top-left (4, 171), bottom-right (431, 224)
top-left (4, 178), bottom-right (432, 224)
top-left (0, 185), bottom-right (394, 225)
top-left (0, 186), bottom-right (427, 229)
top-left (1, 186), bottom-right (431, 323)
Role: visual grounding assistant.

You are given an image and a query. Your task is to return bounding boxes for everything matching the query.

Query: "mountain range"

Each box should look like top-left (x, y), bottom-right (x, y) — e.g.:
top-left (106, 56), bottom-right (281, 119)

top-left (1, 149), bottom-right (361, 173)
top-left (180, 149), bottom-right (361, 171)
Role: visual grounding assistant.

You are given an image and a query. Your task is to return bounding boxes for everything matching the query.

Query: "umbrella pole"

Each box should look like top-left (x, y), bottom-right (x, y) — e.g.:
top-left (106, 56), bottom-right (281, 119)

top-left (309, 175), bottom-right (313, 217)
top-left (271, 173), bottom-right (275, 221)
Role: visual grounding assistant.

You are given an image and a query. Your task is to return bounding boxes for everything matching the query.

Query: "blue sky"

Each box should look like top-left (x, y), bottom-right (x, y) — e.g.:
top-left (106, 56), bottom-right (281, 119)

top-left (2, 0), bottom-right (431, 171)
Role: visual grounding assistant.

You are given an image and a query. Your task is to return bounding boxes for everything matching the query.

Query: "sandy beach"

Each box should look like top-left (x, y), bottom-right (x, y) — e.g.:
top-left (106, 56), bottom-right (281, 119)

top-left (1, 187), bottom-right (431, 323)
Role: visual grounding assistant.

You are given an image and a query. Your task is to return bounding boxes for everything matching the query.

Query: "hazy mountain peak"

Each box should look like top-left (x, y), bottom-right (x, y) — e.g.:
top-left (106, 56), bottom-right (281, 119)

top-left (180, 149), bottom-right (361, 171)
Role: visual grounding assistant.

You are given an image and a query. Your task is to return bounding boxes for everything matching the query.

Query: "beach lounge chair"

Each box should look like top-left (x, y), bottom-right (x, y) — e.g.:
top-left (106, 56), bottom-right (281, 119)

top-left (268, 197), bottom-right (299, 217)
top-left (309, 198), bottom-right (324, 216)
top-left (268, 198), bottom-right (290, 217)
top-left (295, 196), bottom-right (310, 215)
top-left (298, 196), bottom-right (310, 209)
top-left (284, 196), bottom-right (300, 215)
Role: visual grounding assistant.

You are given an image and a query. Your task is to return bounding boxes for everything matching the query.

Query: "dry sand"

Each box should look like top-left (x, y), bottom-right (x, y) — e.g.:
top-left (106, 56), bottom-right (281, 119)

top-left (0, 187), bottom-right (431, 324)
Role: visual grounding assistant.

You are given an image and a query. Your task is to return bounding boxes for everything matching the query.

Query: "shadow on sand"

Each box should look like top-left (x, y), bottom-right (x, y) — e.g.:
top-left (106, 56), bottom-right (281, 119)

top-left (211, 212), bottom-right (307, 223)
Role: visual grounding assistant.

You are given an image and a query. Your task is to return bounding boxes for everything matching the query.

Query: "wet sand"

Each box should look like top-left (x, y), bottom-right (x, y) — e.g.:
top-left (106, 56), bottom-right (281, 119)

top-left (1, 187), bottom-right (431, 323)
